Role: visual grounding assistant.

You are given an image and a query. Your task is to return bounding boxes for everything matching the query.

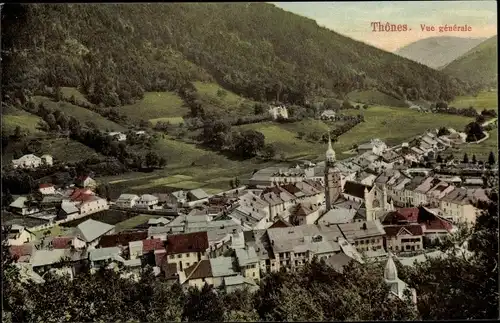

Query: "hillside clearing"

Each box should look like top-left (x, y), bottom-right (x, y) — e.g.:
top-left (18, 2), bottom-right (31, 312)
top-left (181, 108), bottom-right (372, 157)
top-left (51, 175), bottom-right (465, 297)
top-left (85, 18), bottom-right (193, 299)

top-left (347, 90), bottom-right (407, 108)
top-left (120, 92), bottom-right (187, 122)
top-left (32, 96), bottom-right (125, 131)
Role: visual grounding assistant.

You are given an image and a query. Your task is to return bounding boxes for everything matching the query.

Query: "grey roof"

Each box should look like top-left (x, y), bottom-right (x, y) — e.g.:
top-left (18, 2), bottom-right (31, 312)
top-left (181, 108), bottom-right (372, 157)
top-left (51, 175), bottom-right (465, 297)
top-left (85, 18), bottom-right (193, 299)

top-left (224, 274), bottom-right (257, 286)
top-left (30, 249), bottom-right (87, 267)
top-left (243, 230), bottom-right (273, 261)
top-left (10, 197), bottom-right (27, 209)
top-left (89, 247), bottom-right (121, 262)
top-left (267, 224), bottom-right (341, 255)
top-left (318, 209), bottom-right (357, 225)
top-left (140, 194), bottom-right (158, 202)
top-left (76, 219), bottom-right (115, 242)
top-left (189, 189), bottom-right (209, 200)
top-left (235, 247), bottom-right (259, 266)
top-left (148, 217), bottom-right (171, 225)
top-left (171, 190), bottom-right (187, 199)
top-left (116, 194), bottom-right (140, 201)
top-left (337, 220), bottom-right (385, 241)
top-left (210, 257), bottom-right (236, 277)
top-left (61, 201), bottom-right (79, 214)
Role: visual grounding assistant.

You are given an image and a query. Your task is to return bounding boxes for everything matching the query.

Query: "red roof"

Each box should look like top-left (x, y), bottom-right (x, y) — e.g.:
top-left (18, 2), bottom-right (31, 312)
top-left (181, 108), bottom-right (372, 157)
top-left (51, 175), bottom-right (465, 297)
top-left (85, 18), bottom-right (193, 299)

top-left (9, 244), bottom-right (34, 258)
top-left (39, 183), bottom-right (54, 188)
top-left (143, 238), bottom-right (164, 253)
top-left (98, 232), bottom-right (148, 248)
top-left (52, 237), bottom-right (73, 249)
top-left (155, 250), bottom-right (167, 267)
top-left (384, 224), bottom-right (423, 237)
top-left (422, 217), bottom-right (453, 232)
top-left (166, 232), bottom-right (209, 255)
top-left (396, 208), bottom-right (420, 222)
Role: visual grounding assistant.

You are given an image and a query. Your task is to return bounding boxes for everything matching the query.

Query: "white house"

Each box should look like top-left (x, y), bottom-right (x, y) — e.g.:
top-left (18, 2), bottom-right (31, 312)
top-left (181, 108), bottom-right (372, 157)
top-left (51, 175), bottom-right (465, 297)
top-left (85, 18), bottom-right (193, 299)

top-left (268, 106), bottom-right (289, 120)
top-left (39, 184), bottom-right (56, 195)
top-left (77, 196), bottom-right (109, 215)
top-left (9, 197), bottom-right (40, 216)
top-left (40, 155), bottom-right (53, 166)
top-left (108, 132), bottom-right (127, 141)
top-left (115, 194), bottom-right (140, 208)
top-left (12, 154), bottom-right (42, 169)
top-left (136, 194), bottom-right (159, 208)
top-left (76, 176), bottom-right (97, 189)
top-left (320, 109), bottom-right (336, 120)
top-left (5, 225), bottom-right (36, 246)
top-left (75, 219), bottom-right (115, 249)
top-left (439, 188), bottom-right (478, 224)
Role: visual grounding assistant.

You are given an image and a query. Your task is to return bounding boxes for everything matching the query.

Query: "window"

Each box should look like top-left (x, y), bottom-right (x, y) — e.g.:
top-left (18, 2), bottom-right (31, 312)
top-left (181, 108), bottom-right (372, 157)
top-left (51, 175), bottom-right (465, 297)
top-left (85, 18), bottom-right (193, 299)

top-left (177, 254), bottom-right (182, 259)
top-left (252, 272), bottom-right (255, 277)
top-left (169, 255), bottom-right (175, 259)
top-left (186, 263), bottom-right (190, 267)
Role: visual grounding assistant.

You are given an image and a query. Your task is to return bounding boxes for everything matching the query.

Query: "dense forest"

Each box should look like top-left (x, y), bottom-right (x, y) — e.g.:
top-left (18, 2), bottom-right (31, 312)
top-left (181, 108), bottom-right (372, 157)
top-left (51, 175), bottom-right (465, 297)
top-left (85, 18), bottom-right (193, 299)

top-left (2, 194), bottom-right (498, 322)
top-left (442, 35), bottom-right (498, 90)
top-left (2, 3), bottom-right (470, 109)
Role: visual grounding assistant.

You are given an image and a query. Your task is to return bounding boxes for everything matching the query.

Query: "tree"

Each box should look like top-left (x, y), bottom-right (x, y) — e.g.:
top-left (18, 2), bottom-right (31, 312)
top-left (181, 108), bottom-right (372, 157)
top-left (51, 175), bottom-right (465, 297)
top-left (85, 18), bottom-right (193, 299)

top-left (488, 151), bottom-right (495, 165)
top-left (145, 151), bottom-right (160, 168)
top-left (233, 130), bottom-right (265, 158)
top-left (202, 119), bottom-right (231, 150)
top-left (437, 127), bottom-right (450, 137)
top-left (341, 99), bottom-right (353, 110)
top-left (182, 283), bottom-right (224, 322)
top-left (229, 179), bottom-right (234, 189)
top-left (472, 154), bottom-right (477, 164)
top-left (234, 177), bottom-right (241, 188)
top-left (324, 99), bottom-right (341, 111)
top-left (216, 89), bottom-right (227, 98)
top-left (463, 153), bottom-right (469, 164)
top-left (436, 154), bottom-right (443, 163)
top-left (262, 144), bottom-right (276, 160)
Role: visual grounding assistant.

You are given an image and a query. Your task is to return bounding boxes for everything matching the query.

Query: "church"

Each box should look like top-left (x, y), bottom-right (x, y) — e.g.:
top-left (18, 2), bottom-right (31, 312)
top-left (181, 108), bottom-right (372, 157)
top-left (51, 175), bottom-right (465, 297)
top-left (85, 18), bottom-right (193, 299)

top-left (323, 134), bottom-right (395, 222)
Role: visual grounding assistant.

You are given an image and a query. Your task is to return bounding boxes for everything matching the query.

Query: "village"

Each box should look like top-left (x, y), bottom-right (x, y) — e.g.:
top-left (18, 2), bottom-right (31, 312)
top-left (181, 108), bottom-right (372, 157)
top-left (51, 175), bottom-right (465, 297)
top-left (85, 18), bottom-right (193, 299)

top-left (3, 117), bottom-right (497, 303)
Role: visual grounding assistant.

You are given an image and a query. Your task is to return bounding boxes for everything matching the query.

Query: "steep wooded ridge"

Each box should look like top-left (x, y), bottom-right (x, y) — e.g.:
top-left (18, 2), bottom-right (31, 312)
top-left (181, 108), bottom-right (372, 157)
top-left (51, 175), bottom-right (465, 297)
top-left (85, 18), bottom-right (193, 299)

top-left (442, 35), bottom-right (498, 89)
top-left (2, 3), bottom-right (469, 107)
top-left (395, 36), bottom-right (486, 70)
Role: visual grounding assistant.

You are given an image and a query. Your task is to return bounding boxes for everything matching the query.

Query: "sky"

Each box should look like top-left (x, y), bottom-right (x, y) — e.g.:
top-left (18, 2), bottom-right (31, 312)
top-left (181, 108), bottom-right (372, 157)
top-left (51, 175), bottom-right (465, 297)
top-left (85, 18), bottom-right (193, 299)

top-left (272, 1), bottom-right (497, 52)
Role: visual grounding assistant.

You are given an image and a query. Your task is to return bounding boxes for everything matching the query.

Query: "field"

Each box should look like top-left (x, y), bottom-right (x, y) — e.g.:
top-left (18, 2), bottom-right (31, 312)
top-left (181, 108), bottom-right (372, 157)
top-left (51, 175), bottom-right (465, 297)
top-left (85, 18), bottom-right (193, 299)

top-left (444, 128), bottom-right (498, 161)
top-left (114, 214), bottom-right (161, 232)
top-left (2, 106), bottom-right (44, 134)
top-left (60, 87), bottom-right (91, 105)
top-left (32, 96), bottom-right (125, 131)
top-left (333, 106), bottom-right (473, 153)
top-left (450, 91), bottom-right (498, 111)
top-left (38, 138), bottom-right (103, 163)
top-left (194, 81), bottom-right (256, 117)
top-left (120, 91), bottom-right (187, 122)
top-left (347, 90), bottom-right (408, 108)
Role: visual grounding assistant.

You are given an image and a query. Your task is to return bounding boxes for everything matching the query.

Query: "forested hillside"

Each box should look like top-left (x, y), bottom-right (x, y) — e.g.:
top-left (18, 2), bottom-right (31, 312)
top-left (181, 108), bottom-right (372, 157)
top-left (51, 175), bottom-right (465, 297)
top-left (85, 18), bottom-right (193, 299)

top-left (442, 35), bottom-right (497, 89)
top-left (2, 3), bottom-right (469, 108)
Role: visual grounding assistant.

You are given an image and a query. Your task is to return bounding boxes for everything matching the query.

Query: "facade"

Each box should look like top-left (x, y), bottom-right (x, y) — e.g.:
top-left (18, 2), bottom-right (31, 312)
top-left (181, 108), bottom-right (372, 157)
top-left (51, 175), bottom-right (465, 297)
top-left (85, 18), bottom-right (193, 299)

top-left (166, 232), bottom-right (209, 273)
top-left (115, 194), bottom-right (140, 208)
top-left (39, 184), bottom-right (56, 195)
top-left (268, 106), bottom-right (289, 120)
top-left (12, 154), bottom-right (44, 169)
top-left (384, 224), bottom-right (424, 253)
top-left (439, 188), bottom-right (478, 224)
top-left (6, 225), bottom-right (36, 246)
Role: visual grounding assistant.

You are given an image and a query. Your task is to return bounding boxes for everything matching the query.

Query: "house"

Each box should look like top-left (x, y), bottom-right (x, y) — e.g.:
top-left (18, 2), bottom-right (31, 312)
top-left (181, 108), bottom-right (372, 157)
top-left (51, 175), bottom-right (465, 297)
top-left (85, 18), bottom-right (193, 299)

top-left (235, 247), bottom-right (261, 282)
top-left (169, 190), bottom-right (188, 205)
top-left (224, 275), bottom-right (259, 293)
top-left (337, 220), bottom-right (386, 257)
top-left (179, 257), bottom-right (238, 289)
top-left (266, 224), bottom-right (344, 272)
top-left (75, 176), bottom-right (97, 189)
top-left (9, 197), bottom-right (40, 216)
top-left (89, 247), bottom-right (122, 269)
top-left (439, 188), bottom-right (479, 224)
top-left (12, 154), bottom-right (42, 169)
top-left (50, 236), bottom-right (86, 250)
top-left (165, 231), bottom-right (209, 273)
top-left (463, 178), bottom-right (484, 188)
top-left (5, 225), bottom-right (36, 246)
top-left (148, 217), bottom-right (171, 227)
top-left (75, 219), bottom-right (115, 249)
top-left (243, 230), bottom-right (277, 274)
top-left (39, 184), bottom-right (56, 195)
top-left (426, 181), bottom-right (455, 207)
top-left (115, 194), bottom-right (140, 208)
top-left (356, 139), bottom-right (387, 156)
top-left (136, 194), bottom-right (159, 209)
top-left (9, 243), bottom-right (34, 263)
top-left (98, 231), bottom-right (149, 248)
top-left (56, 200), bottom-right (80, 221)
top-left (289, 203), bottom-right (321, 226)
top-left (30, 248), bottom-right (88, 278)
top-left (384, 252), bottom-right (417, 304)
top-left (40, 154), bottom-right (53, 166)
top-left (108, 131), bottom-right (127, 141)
top-left (320, 109), bottom-right (336, 120)
top-left (384, 224), bottom-right (424, 253)
top-left (128, 238), bottom-right (164, 260)
top-left (268, 106), bottom-right (289, 120)
top-left (75, 195), bottom-right (109, 215)
top-left (187, 189), bottom-right (210, 204)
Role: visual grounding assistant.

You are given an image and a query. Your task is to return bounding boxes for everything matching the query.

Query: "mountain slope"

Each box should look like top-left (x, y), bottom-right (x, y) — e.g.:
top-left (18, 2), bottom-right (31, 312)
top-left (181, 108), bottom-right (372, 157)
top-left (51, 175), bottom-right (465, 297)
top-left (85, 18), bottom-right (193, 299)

top-left (2, 3), bottom-right (469, 107)
top-left (442, 35), bottom-right (497, 89)
top-left (395, 36), bottom-right (486, 69)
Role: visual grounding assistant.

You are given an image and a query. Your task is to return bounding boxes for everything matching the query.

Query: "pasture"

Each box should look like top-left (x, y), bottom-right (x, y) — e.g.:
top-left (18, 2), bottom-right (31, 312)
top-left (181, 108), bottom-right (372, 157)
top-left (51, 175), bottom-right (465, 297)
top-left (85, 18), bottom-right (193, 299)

top-left (450, 91), bottom-right (498, 111)
top-left (120, 91), bottom-right (187, 122)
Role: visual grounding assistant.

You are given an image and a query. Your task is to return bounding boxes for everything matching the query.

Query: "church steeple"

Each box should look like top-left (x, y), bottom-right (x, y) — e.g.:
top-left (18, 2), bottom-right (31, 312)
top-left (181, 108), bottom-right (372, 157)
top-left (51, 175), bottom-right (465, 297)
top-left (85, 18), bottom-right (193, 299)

top-left (326, 132), bottom-right (336, 165)
top-left (384, 251), bottom-right (398, 282)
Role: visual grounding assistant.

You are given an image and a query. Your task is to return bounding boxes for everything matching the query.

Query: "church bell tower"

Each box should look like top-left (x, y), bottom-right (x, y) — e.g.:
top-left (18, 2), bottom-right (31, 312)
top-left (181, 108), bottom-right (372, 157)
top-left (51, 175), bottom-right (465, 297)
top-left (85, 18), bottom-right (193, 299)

top-left (324, 133), bottom-right (342, 211)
